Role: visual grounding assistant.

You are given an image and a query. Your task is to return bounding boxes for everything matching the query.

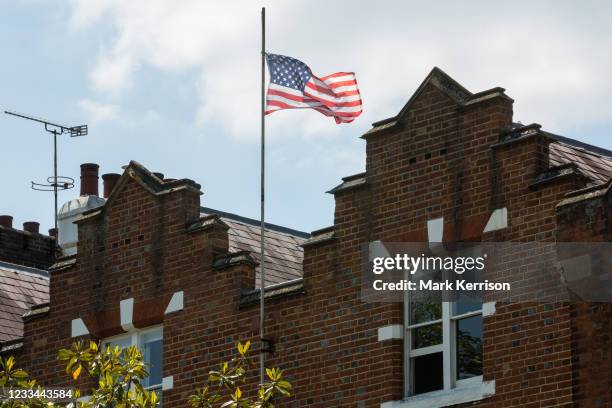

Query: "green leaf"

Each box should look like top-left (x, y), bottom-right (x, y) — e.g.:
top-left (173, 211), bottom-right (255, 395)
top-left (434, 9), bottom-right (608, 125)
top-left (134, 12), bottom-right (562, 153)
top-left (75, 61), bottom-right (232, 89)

top-left (11, 369), bottom-right (29, 379)
top-left (58, 349), bottom-right (74, 360)
top-left (5, 356), bottom-right (14, 370)
top-left (66, 356), bottom-right (78, 375)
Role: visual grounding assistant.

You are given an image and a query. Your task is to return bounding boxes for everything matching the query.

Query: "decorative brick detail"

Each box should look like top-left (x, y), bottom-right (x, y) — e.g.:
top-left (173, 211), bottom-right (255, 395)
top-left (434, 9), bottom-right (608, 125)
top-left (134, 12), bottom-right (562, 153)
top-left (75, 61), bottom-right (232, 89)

top-left (164, 291), bottom-right (184, 315)
top-left (71, 318), bottom-right (89, 338)
top-left (120, 298), bottom-right (134, 331)
top-left (378, 325), bottom-right (403, 341)
top-left (12, 70), bottom-right (612, 408)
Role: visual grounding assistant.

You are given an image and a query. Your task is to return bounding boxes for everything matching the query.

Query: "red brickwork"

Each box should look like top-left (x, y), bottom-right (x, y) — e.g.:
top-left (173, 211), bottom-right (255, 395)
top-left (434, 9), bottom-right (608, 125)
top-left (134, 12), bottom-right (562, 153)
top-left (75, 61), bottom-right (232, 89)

top-left (13, 68), bottom-right (612, 407)
top-left (0, 224), bottom-right (55, 269)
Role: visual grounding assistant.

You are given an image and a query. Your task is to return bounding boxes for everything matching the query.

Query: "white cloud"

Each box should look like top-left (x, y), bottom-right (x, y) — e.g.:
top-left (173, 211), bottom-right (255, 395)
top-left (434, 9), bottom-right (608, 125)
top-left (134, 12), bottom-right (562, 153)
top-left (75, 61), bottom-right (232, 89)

top-left (78, 98), bottom-right (163, 129)
top-left (78, 98), bottom-right (119, 125)
top-left (68, 0), bottom-right (117, 29)
top-left (68, 0), bottom-right (612, 140)
top-left (89, 51), bottom-right (136, 94)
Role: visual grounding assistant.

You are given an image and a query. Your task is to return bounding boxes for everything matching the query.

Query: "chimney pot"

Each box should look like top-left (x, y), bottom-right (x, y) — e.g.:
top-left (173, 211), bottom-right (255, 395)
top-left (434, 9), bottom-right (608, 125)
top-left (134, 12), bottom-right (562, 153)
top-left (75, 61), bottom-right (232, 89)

top-left (0, 215), bottom-right (13, 229)
top-left (80, 163), bottom-right (99, 196)
top-left (48, 228), bottom-right (58, 237)
top-left (102, 173), bottom-right (121, 199)
top-left (23, 221), bottom-right (40, 233)
top-left (153, 172), bottom-right (164, 181)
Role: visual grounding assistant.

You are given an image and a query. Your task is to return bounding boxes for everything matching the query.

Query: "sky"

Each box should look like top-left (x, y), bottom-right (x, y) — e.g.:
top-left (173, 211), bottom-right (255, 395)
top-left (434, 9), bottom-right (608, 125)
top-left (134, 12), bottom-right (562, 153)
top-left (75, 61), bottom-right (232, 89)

top-left (2, 0), bottom-right (612, 235)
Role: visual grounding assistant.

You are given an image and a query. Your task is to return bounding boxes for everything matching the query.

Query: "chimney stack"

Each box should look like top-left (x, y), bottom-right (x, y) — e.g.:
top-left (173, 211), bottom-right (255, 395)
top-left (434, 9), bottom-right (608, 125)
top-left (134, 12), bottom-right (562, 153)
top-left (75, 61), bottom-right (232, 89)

top-left (0, 215), bottom-right (13, 229)
top-left (80, 163), bottom-right (100, 196)
top-left (102, 173), bottom-right (121, 198)
top-left (23, 221), bottom-right (40, 233)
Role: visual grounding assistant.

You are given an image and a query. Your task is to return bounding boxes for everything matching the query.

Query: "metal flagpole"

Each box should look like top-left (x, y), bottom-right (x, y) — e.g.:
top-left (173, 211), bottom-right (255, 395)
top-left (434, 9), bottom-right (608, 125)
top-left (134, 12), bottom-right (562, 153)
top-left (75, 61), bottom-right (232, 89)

top-left (259, 6), bottom-right (266, 386)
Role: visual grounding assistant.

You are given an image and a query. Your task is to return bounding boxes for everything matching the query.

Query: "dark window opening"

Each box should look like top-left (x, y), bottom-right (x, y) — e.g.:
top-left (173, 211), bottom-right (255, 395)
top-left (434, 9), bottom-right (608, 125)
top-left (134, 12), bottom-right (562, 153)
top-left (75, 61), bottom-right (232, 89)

top-left (413, 352), bottom-right (444, 394)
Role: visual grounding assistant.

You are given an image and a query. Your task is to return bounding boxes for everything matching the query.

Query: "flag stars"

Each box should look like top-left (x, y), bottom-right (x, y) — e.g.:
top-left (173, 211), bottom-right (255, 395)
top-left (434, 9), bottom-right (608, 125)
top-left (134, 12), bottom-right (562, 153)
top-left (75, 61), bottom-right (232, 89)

top-left (266, 53), bottom-right (312, 91)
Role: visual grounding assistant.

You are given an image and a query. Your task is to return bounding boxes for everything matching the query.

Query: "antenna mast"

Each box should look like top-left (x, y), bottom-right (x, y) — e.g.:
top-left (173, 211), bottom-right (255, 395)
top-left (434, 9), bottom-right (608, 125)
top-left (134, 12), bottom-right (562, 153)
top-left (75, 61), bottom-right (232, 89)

top-left (4, 110), bottom-right (88, 231)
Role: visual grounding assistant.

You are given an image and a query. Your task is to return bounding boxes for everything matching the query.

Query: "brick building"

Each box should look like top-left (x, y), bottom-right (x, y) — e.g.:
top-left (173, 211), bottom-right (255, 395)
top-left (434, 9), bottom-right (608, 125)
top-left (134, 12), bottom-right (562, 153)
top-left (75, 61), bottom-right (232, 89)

top-left (0, 215), bottom-right (53, 354)
top-left (3, 67), bottom-right (612, 407)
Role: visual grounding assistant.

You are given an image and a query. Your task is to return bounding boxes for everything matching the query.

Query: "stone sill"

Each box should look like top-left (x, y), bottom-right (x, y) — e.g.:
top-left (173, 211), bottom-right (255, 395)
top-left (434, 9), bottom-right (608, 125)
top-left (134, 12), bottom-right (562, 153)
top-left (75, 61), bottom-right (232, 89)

top-left (381, 377), bottom-right (494, 408)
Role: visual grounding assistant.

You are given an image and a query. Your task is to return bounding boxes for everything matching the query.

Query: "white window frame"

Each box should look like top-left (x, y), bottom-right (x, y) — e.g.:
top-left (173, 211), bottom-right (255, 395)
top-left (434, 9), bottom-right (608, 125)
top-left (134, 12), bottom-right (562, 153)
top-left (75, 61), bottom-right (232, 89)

top-left (102, 325), bottom-right (164, 393)
top-left (403, 286), bottom-right (483, 398)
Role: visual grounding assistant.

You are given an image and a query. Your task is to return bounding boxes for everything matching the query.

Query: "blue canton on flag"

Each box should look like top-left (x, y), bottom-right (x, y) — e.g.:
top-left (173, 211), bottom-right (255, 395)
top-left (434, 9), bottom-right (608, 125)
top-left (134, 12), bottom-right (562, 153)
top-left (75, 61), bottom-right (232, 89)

top-left (267, 54), bottom-right (312, 92)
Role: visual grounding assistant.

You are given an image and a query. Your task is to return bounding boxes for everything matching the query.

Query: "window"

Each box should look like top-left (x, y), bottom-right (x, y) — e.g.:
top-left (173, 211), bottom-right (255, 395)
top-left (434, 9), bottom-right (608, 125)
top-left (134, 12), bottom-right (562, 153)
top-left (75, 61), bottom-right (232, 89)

top-left (404, 299), bottom-right (483, 397)
top-left (103, 326), bottom-right (163, 406)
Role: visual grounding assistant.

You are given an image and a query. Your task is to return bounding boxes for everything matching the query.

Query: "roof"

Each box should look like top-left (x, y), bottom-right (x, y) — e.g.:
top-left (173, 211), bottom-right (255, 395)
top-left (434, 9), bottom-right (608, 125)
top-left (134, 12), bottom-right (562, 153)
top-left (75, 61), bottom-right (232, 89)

top-left (0, 261), bottom-right (49, 344)
top-left (327, 172), bottom-right (367, 195)
top-left (507, 123), bottom-right (612, 186)
top-left (302, 226), bottom-right (336, 247)
top-left (548, 134), bottom-right (612, 185)
top-left (201, 207), bottom-right (309, 287)
top-left (0, 203), bottom-right (306, 347)
top-left (58, 195), bottom-right (105, 218)
top-left (239, 279), bottom-right (305, 307)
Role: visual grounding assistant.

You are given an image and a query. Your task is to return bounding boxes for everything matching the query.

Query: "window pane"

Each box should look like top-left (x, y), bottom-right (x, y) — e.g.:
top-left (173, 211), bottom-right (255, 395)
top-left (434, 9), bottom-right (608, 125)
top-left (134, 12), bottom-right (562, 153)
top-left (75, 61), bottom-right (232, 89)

top-left (105, 336), bottom-right (132, 362)
top-left (411, 323), bottom-right (442, 349)
top-left (410, 302), bottom-right (442, 324)
top-left (143, 336), bottom-right (163, 388)
top-left (456, 315), bottom-right (483, 380)
top-left (413, 352), bottom-right (443, 395)
top-left (107, 336), bottom-right (132, 350)
top-left (452, 298), bottom-right (482, 316)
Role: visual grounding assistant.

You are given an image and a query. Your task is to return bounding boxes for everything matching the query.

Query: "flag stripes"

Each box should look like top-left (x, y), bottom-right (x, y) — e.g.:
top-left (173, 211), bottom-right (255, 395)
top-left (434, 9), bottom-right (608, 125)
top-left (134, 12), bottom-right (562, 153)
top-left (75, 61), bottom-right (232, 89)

top-left (265, 54), bottom-right (362, 124)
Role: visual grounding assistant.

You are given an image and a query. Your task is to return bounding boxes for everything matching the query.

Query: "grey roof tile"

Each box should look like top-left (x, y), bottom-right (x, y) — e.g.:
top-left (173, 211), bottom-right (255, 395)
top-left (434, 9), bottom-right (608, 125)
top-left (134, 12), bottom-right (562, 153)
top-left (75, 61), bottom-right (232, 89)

top-left (549, 138), bottom-right (612, 185)
top-left (201, 208), bottom-right (308, 288)
top-left (0, 262), bottom-right (49, 344)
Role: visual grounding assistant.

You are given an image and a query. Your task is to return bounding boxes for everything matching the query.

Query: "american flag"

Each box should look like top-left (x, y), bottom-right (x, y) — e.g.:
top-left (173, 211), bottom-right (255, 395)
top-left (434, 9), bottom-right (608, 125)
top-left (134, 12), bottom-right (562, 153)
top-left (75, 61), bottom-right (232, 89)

top-left (265, 53), bottom-right (362, 124)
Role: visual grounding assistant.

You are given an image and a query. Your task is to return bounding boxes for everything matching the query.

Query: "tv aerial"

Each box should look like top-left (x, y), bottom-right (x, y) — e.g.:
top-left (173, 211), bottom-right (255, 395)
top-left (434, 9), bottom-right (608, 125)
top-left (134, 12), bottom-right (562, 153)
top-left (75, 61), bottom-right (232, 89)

top-left (4, 110), bottom-right (88, 231)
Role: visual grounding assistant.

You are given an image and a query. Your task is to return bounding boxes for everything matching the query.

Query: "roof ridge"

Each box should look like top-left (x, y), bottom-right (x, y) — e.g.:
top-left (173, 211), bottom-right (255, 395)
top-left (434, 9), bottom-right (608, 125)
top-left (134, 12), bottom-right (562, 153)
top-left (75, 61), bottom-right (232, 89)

top-left (364, 67), bottom-right (484, 138)
top-left (0, 261), bottom-right (49, 279)
top-left (546, 132), bottom-right (612, 158)
top-left (394, 66), bottom-right (472, 122)
top-left (200, 207), bottom-right (310, 239)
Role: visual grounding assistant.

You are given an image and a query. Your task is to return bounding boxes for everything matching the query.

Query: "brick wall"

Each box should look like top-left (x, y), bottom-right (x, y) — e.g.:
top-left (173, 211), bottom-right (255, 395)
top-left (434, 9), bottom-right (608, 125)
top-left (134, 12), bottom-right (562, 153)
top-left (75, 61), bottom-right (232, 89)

top-left (15, 69), bottom-right (612, 407)
top-left (0, 225), bottom-right (55, 269)
top-left (556, 183), bottom-right (612, 407)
